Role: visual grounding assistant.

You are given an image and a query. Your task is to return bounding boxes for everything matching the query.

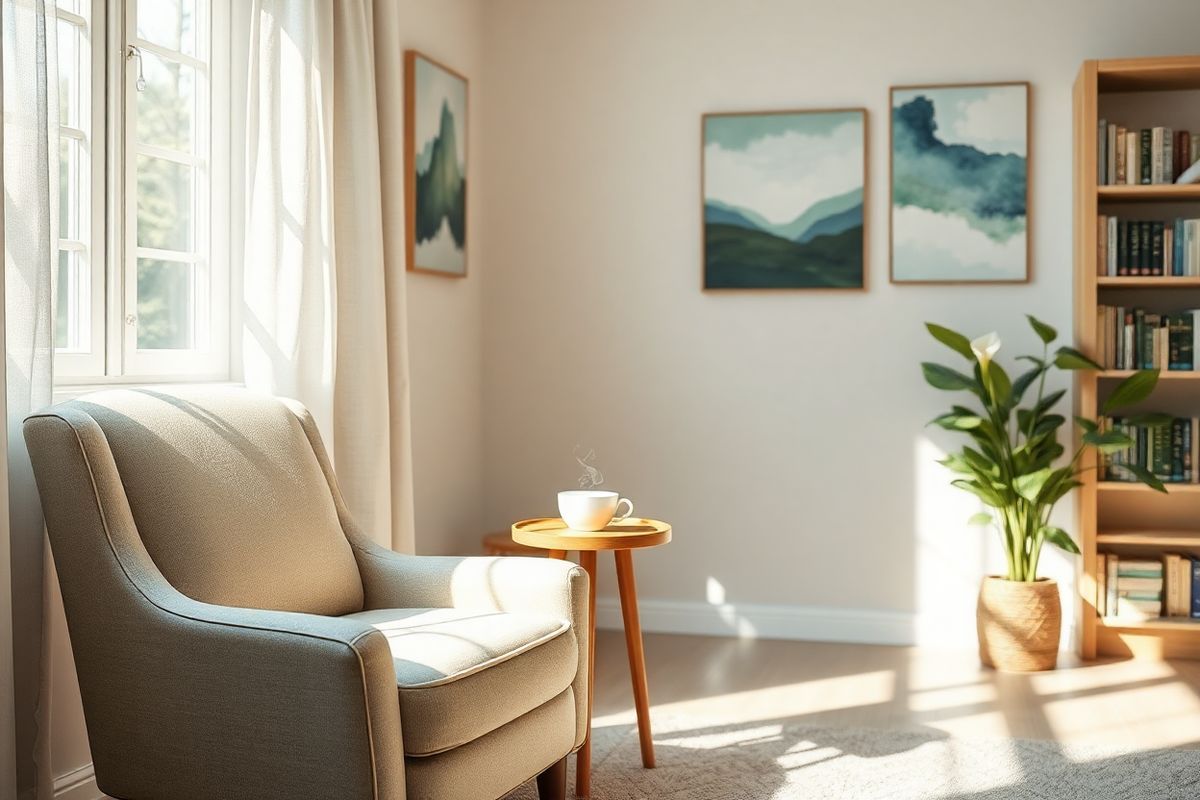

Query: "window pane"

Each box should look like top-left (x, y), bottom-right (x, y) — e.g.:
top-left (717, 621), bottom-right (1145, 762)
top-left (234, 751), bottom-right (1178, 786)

top-left (59, 136), bottom-right (82, 239)
top-left (136, 50), bottom-right (196, 152)
top-left (137, 258), bottom-right (193, 349)
top-left (136, 155), bottom-right (193, 251)
top-left (137, 0), bottom-right (198, 57)
top-left (55, 249), bottom-right (90, 352)
top-left (56, 19), bottom-right (80, 128)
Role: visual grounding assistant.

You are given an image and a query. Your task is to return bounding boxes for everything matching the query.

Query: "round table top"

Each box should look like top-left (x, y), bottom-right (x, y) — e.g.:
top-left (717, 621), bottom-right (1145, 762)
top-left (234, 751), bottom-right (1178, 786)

top-left (512, 517), bottom-right (671, 551)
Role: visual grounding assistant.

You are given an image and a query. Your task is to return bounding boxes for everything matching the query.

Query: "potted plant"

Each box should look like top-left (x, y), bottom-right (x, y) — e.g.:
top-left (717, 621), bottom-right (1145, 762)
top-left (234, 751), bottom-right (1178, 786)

top-left (922, 315), bottom-right (1164, 671)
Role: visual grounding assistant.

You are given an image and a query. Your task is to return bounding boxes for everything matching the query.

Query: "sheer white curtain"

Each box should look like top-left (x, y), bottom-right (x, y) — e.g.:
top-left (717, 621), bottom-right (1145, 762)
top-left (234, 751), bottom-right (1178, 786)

top-left (2, 0), bottom-right (57, 797)
top-left (243, 0), bottom-right (415, 552)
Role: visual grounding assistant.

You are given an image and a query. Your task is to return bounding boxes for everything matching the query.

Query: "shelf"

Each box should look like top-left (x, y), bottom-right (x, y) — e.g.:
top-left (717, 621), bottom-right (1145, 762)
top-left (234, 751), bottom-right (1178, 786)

top-left (1097, 369), bottom-right (1200, 380)
top-left (1097, 482), bottom-right (1200, 493)
top-left (1097, 56), bottom-right (1200, 92)
top-left (1098, 530), bottom-right (1200, 547)
top-left (1097, 184), bottom-right (1200, 201)
top-left (1099, 617), bottom-right (1200, 631)
top-left (1096, 276), bottom-right (1200, 287)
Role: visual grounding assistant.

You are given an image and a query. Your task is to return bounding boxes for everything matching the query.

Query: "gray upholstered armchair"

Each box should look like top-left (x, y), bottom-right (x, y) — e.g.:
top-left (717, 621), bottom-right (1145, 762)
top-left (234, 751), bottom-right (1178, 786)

top-left (24, 387), bottom-right (588, 800)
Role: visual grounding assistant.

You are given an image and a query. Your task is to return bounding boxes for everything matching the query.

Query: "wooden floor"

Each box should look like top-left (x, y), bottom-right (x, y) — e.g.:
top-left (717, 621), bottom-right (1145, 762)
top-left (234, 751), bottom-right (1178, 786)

top-left (590, 630), bottom-right (1200, 752)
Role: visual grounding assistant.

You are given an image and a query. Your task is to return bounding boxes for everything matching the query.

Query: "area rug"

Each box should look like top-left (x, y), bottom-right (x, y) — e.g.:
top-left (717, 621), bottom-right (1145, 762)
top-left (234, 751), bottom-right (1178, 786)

top-left (503, 716), bottom-right (1200, 799)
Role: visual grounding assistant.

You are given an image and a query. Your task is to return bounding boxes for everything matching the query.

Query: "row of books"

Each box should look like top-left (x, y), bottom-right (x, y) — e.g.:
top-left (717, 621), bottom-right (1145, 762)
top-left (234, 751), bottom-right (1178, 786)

top-left (1094, 217), bottom-right (1200, 276)
top-left (1098, 415), bottom-right (1196, 484)
top-left (1094, 307), bottom-right (1197, 370)
top-left (1097, 554), bottom-right (1200, 620)
top-left (1097, 121), bottom-right (1200, 185)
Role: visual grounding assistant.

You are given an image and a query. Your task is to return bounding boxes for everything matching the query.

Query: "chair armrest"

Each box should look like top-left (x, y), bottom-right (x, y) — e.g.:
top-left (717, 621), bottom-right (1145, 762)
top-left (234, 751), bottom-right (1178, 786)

top-left (353, 542), bottom-right (590, 749)
top-left (99, 588), bottom-right (406, 800)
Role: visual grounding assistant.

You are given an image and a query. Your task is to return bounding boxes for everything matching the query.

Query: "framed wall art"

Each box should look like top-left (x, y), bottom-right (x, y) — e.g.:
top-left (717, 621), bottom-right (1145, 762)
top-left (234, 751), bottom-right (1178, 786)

top-left (405, 50), bottom-right (468, 277)
top-left (890, 82), bottom-right (1030, 284)
top-left (702, 108), bottom-right (867, 290)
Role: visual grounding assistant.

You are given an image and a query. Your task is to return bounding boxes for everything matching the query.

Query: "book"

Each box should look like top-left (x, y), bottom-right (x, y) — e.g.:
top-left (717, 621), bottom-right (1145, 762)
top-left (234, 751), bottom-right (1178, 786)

top-left (1097, 215), bottom-right (1108, 276)
top-left (1141, 129), bottom-right (1152, 184)
top-left (1127, 133), bottom-right (1139, 185)
top-left (1151, 127), bottom-right (1164, 184)
top-left (1193, 560), bottom-right (1200, 619)
top-left (1107, 555), bottom-right (1119, 617)
top-left (1097, 553), bottom-right (1108, 617)
top-left (1098, 119), bottom-right (1106, 184)
top-left (1107, 123), bottom-right (1117, 185)
top-left (1117, 128), bottom-right (1128, 183)
top-left (1165, 554), bottom-right (1181, 616)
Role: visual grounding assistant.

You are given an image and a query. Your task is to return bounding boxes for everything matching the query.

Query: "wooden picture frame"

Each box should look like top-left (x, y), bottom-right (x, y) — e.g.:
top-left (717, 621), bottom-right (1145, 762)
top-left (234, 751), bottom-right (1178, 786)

top-left (404, 50), bottom-right (469, 278)
top-left (701, 107), bottom-right (868, 291)
top-left (889, 81), bottom-right (1031, 285)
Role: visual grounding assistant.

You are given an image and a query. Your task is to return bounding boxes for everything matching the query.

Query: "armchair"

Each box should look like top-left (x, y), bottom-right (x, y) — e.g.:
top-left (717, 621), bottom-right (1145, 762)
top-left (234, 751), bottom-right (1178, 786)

top-left (24, 387), bottom-right (588, 800)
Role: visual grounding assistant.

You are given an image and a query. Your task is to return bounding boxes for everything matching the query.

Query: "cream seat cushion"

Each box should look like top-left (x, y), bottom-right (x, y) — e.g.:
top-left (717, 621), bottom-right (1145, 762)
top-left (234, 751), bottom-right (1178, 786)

top-left (343, 608), bottom-right (578, 756)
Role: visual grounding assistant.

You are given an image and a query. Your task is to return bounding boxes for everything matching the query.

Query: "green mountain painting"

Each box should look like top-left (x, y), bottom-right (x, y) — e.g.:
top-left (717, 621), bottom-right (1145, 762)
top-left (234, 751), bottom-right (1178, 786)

top-left (703, 110), bottom-right (865, 289)
top-left (408, 53), bottom-right (467, 276)
top-left (890, 83), bottom-right (1028, 282)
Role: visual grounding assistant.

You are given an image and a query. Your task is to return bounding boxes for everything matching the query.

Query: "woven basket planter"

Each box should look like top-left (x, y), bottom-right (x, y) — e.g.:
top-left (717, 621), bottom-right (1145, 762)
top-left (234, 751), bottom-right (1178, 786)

top-left (976, 576), bottom-right (1060, 672)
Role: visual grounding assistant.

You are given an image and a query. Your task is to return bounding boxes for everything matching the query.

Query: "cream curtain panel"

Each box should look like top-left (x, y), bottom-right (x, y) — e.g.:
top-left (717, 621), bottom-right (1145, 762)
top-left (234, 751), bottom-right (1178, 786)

top-left (243, 0), bottom-right (415, 553)
top-left (2, 0), bottom-right (58, 796)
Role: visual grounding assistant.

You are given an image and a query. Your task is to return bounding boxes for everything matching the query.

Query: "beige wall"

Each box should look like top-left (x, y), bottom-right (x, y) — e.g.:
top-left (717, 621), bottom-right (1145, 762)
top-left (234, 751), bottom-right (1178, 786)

top-left (478, 0), bottom-right (1200, 645)
top-left (402, 0), bottom-right (489, 557)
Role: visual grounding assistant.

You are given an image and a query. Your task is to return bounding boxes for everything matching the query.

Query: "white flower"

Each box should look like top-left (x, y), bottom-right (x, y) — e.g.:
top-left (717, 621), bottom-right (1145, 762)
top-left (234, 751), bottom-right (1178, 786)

top-left (971, 332), bottom-right (1001, 370)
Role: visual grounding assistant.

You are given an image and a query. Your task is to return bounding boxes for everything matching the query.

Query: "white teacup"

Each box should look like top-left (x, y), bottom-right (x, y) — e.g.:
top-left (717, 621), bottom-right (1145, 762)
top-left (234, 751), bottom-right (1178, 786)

top-left (558, 490), bottom-right (634, 532)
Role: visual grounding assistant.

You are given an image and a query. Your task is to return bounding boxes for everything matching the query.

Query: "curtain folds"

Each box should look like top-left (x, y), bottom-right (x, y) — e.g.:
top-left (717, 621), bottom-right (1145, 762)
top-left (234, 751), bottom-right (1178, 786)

top-left (2, 0), bottom-right (58, 797)
top-left (243, 0), bottom-right (415, 552)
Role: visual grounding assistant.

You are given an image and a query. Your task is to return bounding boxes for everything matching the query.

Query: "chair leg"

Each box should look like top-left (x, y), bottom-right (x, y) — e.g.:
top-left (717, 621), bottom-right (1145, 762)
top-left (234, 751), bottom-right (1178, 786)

top-left (536, 755), bottom-right (568, 800)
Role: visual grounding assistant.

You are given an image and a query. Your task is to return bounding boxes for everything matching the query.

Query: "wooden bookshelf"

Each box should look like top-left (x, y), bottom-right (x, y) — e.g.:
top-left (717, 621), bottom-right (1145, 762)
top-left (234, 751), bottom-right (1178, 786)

top-left (1074, 56), bottom-right (1200, 661)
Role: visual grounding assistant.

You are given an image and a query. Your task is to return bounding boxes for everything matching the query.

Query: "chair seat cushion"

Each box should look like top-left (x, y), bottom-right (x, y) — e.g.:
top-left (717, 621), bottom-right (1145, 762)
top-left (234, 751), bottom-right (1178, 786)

top-left (342, 607), bottom-right (578, 756)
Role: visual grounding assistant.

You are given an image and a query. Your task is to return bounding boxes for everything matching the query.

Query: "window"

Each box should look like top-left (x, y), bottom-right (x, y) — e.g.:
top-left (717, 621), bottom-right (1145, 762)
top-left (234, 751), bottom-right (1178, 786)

top-left (54, 0), bottom-right (230, 384)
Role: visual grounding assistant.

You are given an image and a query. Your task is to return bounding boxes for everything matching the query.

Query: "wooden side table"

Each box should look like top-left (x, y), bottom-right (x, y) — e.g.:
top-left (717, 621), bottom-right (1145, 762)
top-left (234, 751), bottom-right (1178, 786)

top-left (512, 517), bottom-right (671, 799)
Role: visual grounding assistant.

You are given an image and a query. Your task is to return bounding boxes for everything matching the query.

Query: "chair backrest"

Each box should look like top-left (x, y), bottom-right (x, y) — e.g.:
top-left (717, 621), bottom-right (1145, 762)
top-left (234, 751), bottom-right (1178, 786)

top-left (35, 387), bottom-right (364, 616)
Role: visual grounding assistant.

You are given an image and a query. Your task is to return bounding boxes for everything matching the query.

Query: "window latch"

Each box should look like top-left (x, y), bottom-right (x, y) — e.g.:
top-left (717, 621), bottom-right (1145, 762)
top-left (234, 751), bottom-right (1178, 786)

top-left (126, 45), bottom-right (146, 92)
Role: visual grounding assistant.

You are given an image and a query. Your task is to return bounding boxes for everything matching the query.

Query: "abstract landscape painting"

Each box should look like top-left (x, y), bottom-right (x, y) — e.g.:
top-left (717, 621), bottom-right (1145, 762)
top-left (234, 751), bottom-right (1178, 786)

top-left (703, 109), bottom-right (866, 289)
top-left (890, 83), bottom-right (1029, 283)
top-left (405, 51), bottom-right (467, 277)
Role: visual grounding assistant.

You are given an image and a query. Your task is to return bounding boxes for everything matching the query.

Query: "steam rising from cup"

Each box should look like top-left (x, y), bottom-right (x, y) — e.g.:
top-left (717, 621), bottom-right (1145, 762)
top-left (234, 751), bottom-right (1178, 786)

top-left (574, 446), bottom-right (604, 489)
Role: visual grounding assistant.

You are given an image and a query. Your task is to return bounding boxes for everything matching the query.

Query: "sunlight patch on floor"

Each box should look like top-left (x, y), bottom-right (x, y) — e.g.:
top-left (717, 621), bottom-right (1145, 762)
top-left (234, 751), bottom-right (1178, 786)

top-left (591, 669), bottom-right (897, 730)
top-left (1041, 681), bottom-right (1200, 750)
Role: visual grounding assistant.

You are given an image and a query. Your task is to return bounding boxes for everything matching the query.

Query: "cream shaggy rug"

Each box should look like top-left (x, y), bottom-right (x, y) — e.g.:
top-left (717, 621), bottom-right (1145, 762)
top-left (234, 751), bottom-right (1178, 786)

top-left (503, 717), bottom-right (1200, 799)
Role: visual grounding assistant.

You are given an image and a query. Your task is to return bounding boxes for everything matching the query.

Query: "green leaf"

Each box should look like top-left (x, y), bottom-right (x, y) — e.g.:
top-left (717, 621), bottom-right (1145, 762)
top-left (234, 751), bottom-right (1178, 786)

top-left (925, 323), bottom-right (975, 360)
top-left (1074, 416), bottom-right (1099, 433)
top-left (968, 512), bottom-right (993, 526)
top-left (938, 454), bottom-right (974, 474)
top-left (1033, 388), bottom-right (1067, 416)
top-left (1102, 370), bottom-right (1160, 414)
top-left (1027, 315), bottom-right (1058, 344)
top-left (1011, 366), bottom-right (1044, 404)
top-left (951, 479), bottom-right (1004, 507)
top-left (1043, 477), bottom-right (1083, 505)
top-left (930, 412), bottom-right (984, 430)
top-left (1017, 355), bottom-right (1046, 367)
top-left (1054, 346), bottom-right (1103, 371)
top-left (1014, 467), bottom-right (1053, 502)
top-left (1041, 526), bottom-right (1081, 555)
top-left (1032, 414), bottom-right (1066, 437)
top-left (1082, 429), bottom-right (1134, 454)
top-left (1111, 462), bottom-right (1167, 493)
top-left (1123, 412), bottom-right (1173, 428)
top-left (922, 363), bottom-right (978, 393)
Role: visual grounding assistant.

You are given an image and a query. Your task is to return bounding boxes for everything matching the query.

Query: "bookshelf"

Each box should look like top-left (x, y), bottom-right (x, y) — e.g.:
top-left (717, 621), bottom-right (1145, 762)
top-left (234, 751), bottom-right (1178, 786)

top-left (1074, 56), bottom-right (1200, 661)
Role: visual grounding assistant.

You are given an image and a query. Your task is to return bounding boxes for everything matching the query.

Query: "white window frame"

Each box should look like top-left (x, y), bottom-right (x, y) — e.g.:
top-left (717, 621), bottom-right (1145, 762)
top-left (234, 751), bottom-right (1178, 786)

top-left (53, 1), bottom-right (106, 379)
top-left (54, 0), bottom-right (232, 387)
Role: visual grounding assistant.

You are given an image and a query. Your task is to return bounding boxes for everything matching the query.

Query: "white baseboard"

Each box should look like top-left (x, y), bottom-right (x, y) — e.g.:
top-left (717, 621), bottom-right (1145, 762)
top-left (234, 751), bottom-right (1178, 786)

top-left (594, 596), bottom-right (920, 646)
top-left (54, 764), bottom-right (101, 800)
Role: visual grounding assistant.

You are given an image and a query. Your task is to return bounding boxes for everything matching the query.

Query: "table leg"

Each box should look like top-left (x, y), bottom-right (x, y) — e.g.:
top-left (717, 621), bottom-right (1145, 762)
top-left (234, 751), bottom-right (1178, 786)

top-left (577, 550), bottom-right (597, 798)
top-left (547, 549), bottom-right (568, 560)
top-left (615, 549), bottom-right (655, 768)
